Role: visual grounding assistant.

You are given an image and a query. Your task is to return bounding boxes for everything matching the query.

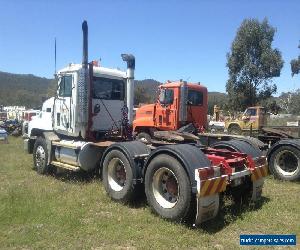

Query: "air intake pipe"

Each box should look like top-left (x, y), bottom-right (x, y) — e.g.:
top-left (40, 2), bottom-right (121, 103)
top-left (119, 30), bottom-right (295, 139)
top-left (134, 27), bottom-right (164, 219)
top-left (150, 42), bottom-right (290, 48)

top-left (121, 54), bottom-right (135, 125)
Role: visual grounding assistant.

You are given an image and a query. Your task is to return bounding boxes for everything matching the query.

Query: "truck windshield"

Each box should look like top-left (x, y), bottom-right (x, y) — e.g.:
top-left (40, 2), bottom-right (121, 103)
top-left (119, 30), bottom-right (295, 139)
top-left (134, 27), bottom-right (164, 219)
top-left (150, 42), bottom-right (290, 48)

top-left (93, 77), bottom-right (125, 100)
top-left (187, 90), bottom-right (203, 106)
top-left (245, 108), bottom-right (257, 116)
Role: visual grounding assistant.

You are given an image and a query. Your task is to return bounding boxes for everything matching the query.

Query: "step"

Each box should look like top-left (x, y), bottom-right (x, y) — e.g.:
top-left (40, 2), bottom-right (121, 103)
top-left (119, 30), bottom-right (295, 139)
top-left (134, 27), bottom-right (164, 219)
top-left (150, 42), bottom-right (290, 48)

top-left (51, 161), bottom-right (81, 172)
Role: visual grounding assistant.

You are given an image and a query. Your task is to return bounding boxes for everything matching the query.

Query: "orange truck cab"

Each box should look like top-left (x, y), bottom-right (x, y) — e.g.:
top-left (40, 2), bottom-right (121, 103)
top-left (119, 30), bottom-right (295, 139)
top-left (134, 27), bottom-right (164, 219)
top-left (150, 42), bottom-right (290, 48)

top-left (133, 80), bottom-right (208, 141)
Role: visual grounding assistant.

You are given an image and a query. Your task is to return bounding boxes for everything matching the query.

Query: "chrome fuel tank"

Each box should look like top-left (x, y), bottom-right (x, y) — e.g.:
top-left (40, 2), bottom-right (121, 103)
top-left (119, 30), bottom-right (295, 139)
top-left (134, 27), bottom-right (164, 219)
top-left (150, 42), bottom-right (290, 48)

top-left (54, 140), bottom-right (103, 171)
top-left (55, 147), bottom-right (79, 166)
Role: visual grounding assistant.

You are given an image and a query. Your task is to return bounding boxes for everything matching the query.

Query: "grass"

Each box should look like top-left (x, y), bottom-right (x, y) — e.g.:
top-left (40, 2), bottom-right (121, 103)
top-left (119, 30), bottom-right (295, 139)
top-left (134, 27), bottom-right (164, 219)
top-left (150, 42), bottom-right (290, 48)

top-left (0, 137), bottom-right (299, 249)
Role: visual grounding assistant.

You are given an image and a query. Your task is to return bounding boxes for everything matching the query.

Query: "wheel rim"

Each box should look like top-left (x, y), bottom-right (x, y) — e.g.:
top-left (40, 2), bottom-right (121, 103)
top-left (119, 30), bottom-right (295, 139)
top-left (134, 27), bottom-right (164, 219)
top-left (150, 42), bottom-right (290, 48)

top-left (152, 167), bottom-right (179, 209)
top-left (107, 158), bottom-right (127, 192)
top-left (274, 150), bottom-right (300, 176)
top-left (139, 137), bottom-right (148, 143)
top-left (35, 145), bottom-right (46, 168)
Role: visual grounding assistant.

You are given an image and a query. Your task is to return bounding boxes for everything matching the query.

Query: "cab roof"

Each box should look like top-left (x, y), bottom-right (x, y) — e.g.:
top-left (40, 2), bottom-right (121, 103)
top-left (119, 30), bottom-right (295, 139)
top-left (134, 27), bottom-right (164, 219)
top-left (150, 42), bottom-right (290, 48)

top-left (161, 81), bottom-right (207, 91)
top-left (57, 63), bottom-right (126, 79)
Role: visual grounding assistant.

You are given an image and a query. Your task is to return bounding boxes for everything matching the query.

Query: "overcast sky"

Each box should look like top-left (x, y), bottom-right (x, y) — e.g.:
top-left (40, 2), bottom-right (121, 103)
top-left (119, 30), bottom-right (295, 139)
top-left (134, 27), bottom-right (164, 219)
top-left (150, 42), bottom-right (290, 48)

top-left (0, 0), bottom-right (299, 94)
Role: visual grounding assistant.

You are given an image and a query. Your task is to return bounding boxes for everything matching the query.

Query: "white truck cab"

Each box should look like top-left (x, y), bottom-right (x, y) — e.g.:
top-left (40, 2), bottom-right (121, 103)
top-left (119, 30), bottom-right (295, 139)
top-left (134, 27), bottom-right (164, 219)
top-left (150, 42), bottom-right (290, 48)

top-left (52, 63), bottom-right (130, 138)
top-left (26, 98), bottom-right (54, 137)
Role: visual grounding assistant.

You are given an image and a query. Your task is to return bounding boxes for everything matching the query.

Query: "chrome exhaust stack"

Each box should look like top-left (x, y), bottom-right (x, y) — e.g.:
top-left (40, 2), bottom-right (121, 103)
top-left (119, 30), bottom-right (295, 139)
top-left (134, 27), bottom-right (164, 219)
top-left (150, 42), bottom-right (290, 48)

top-left (121, 54), bottom-right (135, 125)
top-left (77, 20), bottom-right (89, 138)
top-left (82, 20), bottom-right (88, 68)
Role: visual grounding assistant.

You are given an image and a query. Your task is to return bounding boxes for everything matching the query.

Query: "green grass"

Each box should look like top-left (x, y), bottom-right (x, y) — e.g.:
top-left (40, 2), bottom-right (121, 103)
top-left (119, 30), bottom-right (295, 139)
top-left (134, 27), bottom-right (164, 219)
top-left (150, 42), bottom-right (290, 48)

top-left (0, 137), bottom-right (299, 249)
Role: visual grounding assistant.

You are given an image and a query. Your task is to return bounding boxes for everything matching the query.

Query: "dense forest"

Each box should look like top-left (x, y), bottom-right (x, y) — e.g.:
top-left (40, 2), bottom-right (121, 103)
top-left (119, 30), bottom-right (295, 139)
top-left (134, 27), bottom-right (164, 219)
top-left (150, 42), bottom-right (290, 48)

top-left (0, 71), bottom-right (227, 114)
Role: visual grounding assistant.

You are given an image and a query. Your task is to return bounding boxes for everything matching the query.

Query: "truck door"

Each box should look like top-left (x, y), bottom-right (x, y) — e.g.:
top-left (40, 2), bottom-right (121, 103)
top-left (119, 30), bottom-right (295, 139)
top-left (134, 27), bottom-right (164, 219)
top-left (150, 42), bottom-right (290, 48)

top-left (155, 87), bottom-right (176, 130)
top-left (53, 74), bottom-right (73, 133)
top-left (258, 107), bottom-right (267, 128)
top-left (186, 89), bottom-right (207, 129)
top-left (91, 77), bottom-right (125, 132)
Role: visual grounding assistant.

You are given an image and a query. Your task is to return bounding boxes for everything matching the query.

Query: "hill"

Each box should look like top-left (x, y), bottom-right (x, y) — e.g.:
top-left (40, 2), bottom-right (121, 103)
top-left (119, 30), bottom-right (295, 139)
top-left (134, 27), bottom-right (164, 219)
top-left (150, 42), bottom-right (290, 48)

top-left (0, 71), bottom-right (227, 112)
top-left (0, 71), bottom-right (54, 108)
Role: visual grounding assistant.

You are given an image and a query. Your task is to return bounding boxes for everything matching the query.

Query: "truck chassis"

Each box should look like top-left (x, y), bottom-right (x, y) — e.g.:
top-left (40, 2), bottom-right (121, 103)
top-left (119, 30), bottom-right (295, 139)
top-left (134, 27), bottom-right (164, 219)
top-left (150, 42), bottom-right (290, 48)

top-left (25, 133), bottom-right (267, 225)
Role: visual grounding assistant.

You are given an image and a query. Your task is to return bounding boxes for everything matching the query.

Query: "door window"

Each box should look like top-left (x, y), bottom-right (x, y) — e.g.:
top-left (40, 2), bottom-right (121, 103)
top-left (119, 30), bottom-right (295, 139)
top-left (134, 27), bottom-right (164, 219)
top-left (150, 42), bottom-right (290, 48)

top-left (58, 75), bottom-right (72, 97)
top-left (93, 77), bottom-right (124, 100)
top-left (187, 90), bottom-right (203, 106)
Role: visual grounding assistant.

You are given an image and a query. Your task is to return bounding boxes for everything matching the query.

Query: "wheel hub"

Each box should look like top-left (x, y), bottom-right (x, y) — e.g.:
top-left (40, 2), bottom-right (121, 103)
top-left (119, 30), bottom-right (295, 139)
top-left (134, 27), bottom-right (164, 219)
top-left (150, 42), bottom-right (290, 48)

top-left (275, 150), bottom-right (299, 176)
top-left (152, 167), bottom-right (179, 208)
top-left (107, 158), bottom-right (127, 192)
top-left (35, 145), bottom-right (45, 168)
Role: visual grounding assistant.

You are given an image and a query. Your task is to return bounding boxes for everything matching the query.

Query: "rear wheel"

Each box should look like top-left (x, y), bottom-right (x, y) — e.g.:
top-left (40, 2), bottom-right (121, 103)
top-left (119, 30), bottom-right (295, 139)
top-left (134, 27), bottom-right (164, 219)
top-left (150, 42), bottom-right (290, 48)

top-left (269, 146), bottom-right (300, 181)
top-left (212, 139), bottom-right (263, 159)
top-left (102, 149), bottom-right (136, 202)
top-left (145, 154), bottom-right (191, 222)
top-left (228, 124), bottom-right (242, 135)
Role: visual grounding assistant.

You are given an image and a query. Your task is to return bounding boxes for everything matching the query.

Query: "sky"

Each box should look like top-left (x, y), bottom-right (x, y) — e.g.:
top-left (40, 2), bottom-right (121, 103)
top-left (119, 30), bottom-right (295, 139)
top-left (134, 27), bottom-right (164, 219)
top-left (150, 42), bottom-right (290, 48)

top-left (0, 0), bottom-right (299, 94)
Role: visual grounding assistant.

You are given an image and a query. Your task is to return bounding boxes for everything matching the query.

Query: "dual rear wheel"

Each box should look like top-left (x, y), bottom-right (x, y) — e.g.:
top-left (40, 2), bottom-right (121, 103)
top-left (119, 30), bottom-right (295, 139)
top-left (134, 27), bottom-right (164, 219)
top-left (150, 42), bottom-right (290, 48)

top-left (102, 150), bottom-right (192, 222)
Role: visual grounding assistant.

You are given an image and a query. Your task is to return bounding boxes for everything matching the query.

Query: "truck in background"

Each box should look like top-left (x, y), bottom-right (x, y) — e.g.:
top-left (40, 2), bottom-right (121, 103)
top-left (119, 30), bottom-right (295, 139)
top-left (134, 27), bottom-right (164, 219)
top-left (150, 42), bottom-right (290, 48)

top-left (24, 21), bottom-right (268, 226)
top-left (133, 83), bottom-right (300, 181)
top-left (133, 80), bottom-right (208, 143)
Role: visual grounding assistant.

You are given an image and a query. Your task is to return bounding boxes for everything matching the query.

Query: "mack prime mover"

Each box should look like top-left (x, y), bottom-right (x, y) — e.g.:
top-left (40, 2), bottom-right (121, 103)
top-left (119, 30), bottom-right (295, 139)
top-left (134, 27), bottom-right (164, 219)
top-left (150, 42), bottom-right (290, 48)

top-left (24, 21), bottom-right (268, 225)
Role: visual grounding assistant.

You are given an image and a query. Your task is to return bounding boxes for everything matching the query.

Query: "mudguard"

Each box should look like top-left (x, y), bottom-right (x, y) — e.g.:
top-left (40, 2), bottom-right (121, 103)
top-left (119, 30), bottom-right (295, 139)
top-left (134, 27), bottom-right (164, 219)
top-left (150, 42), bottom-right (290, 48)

top-left (101, 141), bottom-right (151, 183)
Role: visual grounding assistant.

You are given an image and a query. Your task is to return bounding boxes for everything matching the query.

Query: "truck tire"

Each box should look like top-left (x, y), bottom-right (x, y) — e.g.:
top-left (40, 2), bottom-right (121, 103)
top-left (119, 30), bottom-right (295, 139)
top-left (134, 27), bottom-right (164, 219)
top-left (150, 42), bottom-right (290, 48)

top-left (102, 149), bottom-right (136, 203)
top-left (145, 154), bottom-right (191, 222)
top-left (269, 145), bottom-right (300, 181)
top-left (228, 124), bottom-right (242, 135)
top-left (212, 139), bottom-right (263, 159)
top-left (137, 132), bottom-right (152, 144)
top-left (237, 137), bottom-right (266, 151)
top-left (33, 137), bottom-right (50, 174)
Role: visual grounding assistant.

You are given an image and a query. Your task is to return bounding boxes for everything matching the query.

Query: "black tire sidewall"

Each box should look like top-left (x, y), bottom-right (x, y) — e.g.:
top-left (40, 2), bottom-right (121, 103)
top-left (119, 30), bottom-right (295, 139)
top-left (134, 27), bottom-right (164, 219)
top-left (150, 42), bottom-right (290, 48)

top-left (102, 150), bottom-right (135, 202)
top-left (137, 132), bottom-right (152, 143)
top-left (145, 154), bottom-right (191, 222)
top-left (33, 137), bottom-right (49, 174)
top-left (269, 146), bottom-right (300, 181)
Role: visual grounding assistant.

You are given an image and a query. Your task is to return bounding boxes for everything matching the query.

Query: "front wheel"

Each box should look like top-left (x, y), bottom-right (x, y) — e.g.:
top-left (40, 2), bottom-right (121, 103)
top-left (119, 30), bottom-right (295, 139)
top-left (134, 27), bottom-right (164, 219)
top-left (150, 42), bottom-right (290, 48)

top-left (102, 149), bottom-right (136, 203)
top-left (228, 124), bottom-right (242, 135)
top-left (33, 137), bottom-right (50, 174)
top-left (269, 145), bottom-right (300, 181)
top-left (145, 154), bottom-right (191, 222)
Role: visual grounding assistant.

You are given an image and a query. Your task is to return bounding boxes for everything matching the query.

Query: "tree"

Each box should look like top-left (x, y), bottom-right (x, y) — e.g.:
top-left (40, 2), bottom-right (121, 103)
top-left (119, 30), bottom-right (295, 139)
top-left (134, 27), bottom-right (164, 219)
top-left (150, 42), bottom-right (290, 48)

top-left (278, 90), bottom-right (300, 115)
top-left (290, 42), bottom-right (300, 76)
top-left (226, 18), bottom-right (284, 111)
top-left (134, 85), bottom-right (152, 105)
